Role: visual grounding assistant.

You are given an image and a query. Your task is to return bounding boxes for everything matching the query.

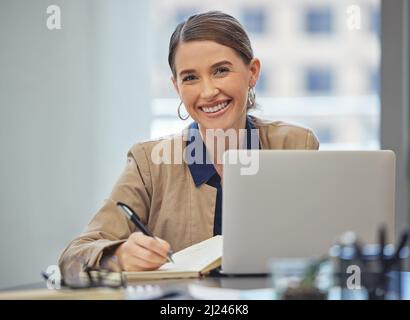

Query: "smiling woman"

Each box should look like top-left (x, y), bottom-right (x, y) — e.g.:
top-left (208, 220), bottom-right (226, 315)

top-left (171, 41), bottom-right (259, 134)
top-left (58, 10), bottom-right (320, 274)
top-left (169, 12), bottom-right (259, 134)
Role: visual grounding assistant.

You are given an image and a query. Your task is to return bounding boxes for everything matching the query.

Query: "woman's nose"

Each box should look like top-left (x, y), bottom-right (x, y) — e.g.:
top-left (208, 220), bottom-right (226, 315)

top-left (200, 79), bottom-right (219, 100)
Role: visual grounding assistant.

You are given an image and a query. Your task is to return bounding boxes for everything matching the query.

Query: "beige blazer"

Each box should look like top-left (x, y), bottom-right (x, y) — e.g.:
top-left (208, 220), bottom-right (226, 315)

top-left (58, 116), bottom-right (319, 271)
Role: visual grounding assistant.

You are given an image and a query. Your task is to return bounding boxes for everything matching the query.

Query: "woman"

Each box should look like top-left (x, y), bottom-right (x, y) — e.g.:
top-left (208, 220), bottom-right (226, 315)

top-left (59, 11), bottom-right (319, 273)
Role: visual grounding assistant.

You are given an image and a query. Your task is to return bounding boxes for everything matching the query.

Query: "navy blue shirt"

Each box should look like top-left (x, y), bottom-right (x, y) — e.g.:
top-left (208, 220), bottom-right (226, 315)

top-left (186, 116), bottom-right (261, 235)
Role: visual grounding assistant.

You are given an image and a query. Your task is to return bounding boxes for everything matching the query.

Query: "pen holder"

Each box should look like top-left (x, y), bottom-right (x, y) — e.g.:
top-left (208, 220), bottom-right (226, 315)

top-left (330, 244), bottom-right (409, 300)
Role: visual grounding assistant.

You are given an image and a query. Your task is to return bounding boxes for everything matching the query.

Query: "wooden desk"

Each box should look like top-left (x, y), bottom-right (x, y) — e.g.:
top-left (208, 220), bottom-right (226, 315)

top-left (1, 273), bottom-right (408, 300)
top-left (0, 276), bottom-right (271, 300)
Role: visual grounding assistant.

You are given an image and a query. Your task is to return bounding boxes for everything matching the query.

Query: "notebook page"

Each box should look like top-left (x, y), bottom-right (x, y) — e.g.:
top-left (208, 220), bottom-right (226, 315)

top-left (159, 235), bottom-right (222, 272)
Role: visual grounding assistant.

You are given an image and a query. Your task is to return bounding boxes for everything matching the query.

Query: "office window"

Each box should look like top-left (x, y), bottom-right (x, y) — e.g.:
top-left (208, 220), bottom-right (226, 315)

top-left (313, 126), bottom-right (334, 144)
top-left (370, 69), bottom-right (380, 94)
top-left (305, 68), bottom-right (334, 94)
top-left (241, 8), bottom-right (267, 34)
top-left (305, 7), bottom-right (333, 34)
top-left (175, 7), bottom-right (198, 24)
top-left (371, 7), bottom-right (380, 36)
top-left (255, 70), bottom-right (268, 95)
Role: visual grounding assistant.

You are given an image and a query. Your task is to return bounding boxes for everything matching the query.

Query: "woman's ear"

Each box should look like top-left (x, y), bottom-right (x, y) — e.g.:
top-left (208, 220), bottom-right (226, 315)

top-left (249, 58), bottom-right (261, 87)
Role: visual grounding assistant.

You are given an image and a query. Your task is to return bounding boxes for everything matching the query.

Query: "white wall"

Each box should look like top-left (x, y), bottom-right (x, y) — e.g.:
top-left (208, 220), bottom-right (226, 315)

top-left (0, 0), bottom-right (153, 289)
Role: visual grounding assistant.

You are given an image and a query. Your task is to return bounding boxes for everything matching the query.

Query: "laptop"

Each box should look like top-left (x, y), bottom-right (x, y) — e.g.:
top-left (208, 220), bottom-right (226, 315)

top-left (221, 150), bottom-right (396, 274)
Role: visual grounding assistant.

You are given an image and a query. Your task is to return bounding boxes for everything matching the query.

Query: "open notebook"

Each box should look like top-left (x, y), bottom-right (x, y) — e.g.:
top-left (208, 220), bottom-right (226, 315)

top-left (123, 235), bottom-right (222, 281)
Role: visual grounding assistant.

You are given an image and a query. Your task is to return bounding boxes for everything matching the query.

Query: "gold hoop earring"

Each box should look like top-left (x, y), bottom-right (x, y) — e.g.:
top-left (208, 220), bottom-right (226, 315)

top-left (177, 101), bottom-right (190, 120)
top-left (247, 86), bottom-right (256, 108)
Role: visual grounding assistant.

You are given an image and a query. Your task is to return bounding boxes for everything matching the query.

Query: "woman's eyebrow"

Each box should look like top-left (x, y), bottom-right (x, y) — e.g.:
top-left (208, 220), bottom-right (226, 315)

top-left (179, 60), bottom-right (233, 77)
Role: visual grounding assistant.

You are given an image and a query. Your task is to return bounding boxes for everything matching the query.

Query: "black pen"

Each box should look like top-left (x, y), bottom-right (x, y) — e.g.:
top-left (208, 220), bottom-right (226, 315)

top-left (377, 225), bottom-right (388, 297)
top-left (378, 225), bottom-right (386, 258)
top-left (117, 202), bottom-right (174, 263)
top-left (393, 229), bottom-right (409, 262)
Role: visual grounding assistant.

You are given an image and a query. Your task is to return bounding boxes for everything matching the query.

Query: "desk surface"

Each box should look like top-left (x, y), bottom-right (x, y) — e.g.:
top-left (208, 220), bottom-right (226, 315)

top-left (1, 273), bottom-right (409, 300)
top-left (0, 276), bottom-right (271, 300)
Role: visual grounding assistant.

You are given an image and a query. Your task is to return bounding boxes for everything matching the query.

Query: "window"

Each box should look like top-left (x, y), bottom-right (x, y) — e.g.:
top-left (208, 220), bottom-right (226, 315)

top-left (255, 70), bottom-right (268, 95)
top-left (305, 67), bottom-right (334, 94)
top-left (370, 69), bottom-right (380, 94)
top-left (241, 8), bottom-right (267, 34)
top-left (371, 7), bottom-right (380, 36)
top-left (305, 7), bottom-right (333, 34)
top-left (313, 126), bottom-right (334, 144)
top-left (175, 8), bottom-right (198, 24)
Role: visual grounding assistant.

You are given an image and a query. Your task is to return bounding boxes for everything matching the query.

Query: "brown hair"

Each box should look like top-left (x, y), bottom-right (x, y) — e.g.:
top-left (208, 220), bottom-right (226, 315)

top-left (168, 11), bottom-right (256, 110)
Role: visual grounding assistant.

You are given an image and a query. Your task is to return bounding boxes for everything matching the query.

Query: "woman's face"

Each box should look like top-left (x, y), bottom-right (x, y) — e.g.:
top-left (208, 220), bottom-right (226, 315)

top-left (172, 40), bottom-right (260, 132)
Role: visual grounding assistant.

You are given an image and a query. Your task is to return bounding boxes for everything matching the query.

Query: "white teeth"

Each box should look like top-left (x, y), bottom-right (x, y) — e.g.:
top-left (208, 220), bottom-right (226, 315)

top-left (201, 101), bottom-right (229, 113)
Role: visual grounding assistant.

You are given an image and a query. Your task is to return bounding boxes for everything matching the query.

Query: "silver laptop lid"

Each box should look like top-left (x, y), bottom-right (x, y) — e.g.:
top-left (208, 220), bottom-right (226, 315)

top-left (221, 150), bottom-right (395, 274)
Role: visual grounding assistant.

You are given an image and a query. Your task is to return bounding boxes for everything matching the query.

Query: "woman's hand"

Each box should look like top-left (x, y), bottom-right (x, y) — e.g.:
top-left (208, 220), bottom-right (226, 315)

top-left (114, 232), bottom-right (171, 271)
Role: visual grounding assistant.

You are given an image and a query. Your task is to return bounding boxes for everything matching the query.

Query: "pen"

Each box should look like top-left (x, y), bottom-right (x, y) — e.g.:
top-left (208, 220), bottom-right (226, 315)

top-left (116, 201), bottom-right (174, 263)
top-left (378, 225), bottom-right (386, 259)
top-left (353, 238), bottom-right (364, 261)
top-left (377, 225), bottom-right (387, 297)
top-left (393, 229), bottom-right (409, 262)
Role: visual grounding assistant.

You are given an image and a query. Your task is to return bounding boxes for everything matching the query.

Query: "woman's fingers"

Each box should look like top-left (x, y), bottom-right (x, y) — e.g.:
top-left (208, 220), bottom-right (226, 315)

top-left (131, 241), bottom-right (167, 265)
top-left (122, 253), bottom-right (160, 271)
top-left (114, 232), bottom-right (172, 271)
top-left (131, 232), bottom-right (171, 259)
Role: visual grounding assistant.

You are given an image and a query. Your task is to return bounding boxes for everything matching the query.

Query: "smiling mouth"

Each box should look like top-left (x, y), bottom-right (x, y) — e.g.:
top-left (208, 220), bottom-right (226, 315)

top-left (199, 100), bottom-right (232, 114)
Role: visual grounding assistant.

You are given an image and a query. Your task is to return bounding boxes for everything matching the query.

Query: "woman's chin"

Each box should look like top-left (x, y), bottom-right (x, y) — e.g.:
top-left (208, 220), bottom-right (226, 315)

top-left (199, 119), bottom-right (233, 131)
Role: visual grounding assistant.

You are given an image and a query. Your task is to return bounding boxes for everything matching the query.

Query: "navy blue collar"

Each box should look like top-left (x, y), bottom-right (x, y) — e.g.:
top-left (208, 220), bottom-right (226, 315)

top-left (186, 116), bottom-right (260, 187)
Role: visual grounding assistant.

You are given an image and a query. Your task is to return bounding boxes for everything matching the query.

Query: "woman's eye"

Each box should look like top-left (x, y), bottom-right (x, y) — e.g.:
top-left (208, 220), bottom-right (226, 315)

top-left (215, 67), bottom-right (229, 75)
top-left (182, 75), bottom-right (196, 82)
